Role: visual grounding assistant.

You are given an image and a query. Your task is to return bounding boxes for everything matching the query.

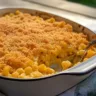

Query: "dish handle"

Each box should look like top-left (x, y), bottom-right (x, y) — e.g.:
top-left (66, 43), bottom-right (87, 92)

top-left (61, 56), bottom-right (96, 75)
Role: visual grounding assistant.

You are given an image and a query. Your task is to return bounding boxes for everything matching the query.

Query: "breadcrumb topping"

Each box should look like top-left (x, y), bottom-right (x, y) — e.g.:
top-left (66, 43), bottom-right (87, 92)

top-left (0, 11), bottom-right (88, 58)
top-left (0, 11), bottom-right (92, 79)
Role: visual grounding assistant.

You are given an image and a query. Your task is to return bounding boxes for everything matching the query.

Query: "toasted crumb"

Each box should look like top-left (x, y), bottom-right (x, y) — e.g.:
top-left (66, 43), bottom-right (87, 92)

top-left (0, 10), bottom-right (92, 78)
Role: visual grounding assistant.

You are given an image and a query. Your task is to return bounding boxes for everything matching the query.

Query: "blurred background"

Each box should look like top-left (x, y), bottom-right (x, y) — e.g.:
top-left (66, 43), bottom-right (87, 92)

top-left (68, 0), bottom-right (96, 8)
top-left (0, 0), bottom-right (96, 32)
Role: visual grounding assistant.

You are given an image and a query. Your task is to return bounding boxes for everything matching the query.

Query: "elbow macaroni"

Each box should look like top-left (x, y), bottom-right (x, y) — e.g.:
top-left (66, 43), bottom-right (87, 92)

top-left (0, 10), bottom-right (95, 79)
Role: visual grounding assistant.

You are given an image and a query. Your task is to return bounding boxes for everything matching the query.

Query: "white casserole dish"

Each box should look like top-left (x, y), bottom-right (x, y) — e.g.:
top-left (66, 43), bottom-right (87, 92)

top-left (0, 8), bottom-right (95, 96)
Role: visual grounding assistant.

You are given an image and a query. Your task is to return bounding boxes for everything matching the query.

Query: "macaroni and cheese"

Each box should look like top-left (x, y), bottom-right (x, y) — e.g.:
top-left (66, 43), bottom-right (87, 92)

top-left (0, 11), bottom-right (95, 78)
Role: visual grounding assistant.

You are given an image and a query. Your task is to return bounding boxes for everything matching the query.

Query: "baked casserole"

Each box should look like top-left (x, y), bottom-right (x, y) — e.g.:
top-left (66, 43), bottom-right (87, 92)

top-left (0, 10), bottom-right (95, 79)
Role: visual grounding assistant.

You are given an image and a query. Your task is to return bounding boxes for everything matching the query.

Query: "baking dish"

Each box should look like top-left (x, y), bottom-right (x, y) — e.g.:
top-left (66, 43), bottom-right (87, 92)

top-left (0, 8), bottom-right (95, 96)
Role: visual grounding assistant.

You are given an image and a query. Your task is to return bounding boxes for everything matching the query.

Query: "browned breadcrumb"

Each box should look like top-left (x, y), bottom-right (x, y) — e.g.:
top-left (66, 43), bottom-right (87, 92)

top-left (0, 11), bottom-right (88, 70)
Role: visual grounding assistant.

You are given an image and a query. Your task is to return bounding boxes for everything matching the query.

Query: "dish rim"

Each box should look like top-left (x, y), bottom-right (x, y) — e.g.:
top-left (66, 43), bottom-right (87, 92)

top-left (0, 7), bottom-right (95, 81)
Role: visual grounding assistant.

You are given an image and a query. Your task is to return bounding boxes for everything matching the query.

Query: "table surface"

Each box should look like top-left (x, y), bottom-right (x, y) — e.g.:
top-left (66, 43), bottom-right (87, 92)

top-left (0, 0), bottom-right (96, 96)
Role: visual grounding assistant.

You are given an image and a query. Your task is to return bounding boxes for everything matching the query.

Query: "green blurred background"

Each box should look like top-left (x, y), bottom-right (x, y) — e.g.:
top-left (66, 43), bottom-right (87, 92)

top-left (68, 0), bottom-right (96, 8)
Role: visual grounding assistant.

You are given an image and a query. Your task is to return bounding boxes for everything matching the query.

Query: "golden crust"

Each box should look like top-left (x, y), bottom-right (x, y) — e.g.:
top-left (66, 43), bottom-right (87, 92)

top-left (0, 11), bottom-right (94, 78)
